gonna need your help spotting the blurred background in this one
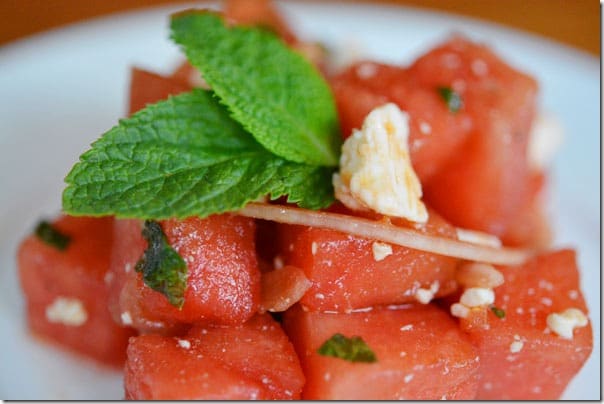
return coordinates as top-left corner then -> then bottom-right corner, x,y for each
0,0 -> 599,55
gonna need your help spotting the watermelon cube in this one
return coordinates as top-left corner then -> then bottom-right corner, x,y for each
277,205 -> 459,312
128,67 -> 192,115
330,61 -> 472,183
107,216 -> 261,333
411,37 -> 538,239
17,215 -> 134,366
455,249 -> 593,399
125,313 -> 305,399
283,303 -> 480,399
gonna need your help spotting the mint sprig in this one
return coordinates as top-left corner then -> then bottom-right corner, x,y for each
63,90 -> 334,219
171,11 -> 341,167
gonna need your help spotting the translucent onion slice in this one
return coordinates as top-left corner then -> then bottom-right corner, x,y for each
238,203 -> 534,266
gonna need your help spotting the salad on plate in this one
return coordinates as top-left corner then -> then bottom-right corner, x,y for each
14,0 -> 593,400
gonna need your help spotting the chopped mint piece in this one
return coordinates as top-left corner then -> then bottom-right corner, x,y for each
35,221 -> 71,251
318,333 -> 377,363
135,220 -> 188,308
490,305 -> 506,319
437,86 -> 463,113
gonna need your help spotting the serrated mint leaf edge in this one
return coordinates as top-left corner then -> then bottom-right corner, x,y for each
170,11 -> 341,167
62,90 -> 334,220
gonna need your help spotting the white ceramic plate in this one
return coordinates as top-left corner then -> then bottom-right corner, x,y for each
0,1 -> 599,399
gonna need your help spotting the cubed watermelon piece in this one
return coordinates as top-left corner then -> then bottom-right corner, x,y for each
330,60 -> 472,183
128,67 -> 192,115
277,204 -> 459,312
283,303 -> 480,399
107,215 -> 261,333
17,216 -> 134,366
456,250 -> 592,399
125,313 -> 305,399
500,172 -> 552,248
224,0 -> 298,45
411,37 -> 538,238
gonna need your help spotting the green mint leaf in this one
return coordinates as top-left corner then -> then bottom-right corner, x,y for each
490,305 -> 506,319
170,11 -> 341,167
317,333 -> 377,363
35,220 -> 71,251
62,90 -> 334,219
437,86 -> 463,113
135,220 -> 188,308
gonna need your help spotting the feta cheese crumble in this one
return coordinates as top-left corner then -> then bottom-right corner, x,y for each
333,103 -> 428,222
528,112 -> 564,171
460,288 -> 495,307
45,296 -> 88,326
546,308 -> 588,339
372,241 -> 393,261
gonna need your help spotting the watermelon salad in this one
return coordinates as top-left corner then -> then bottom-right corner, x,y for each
16,0 -> 593,400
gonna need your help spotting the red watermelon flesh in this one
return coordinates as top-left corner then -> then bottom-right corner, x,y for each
277,204 -> 459,312
128,67 -> 192,115
282,303 -> 480,399
412,36 -> 538,238
107,215 -> 261,333
17,215 -> 134,366
455,249 -> 592,399
125,313 -> 305,399
330,61 -> 472,183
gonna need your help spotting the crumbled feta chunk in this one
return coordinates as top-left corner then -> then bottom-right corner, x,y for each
460,288 -> 495,307
45,297 -> 88,326
356,62 -> 378,79
414,281 -> 439,304
333,103 -> 428,222
372,241 -> 393,261
273,255 -> 284,270
546,308 -> 588,339
415,288 -> 434,304
121,311 -> 133,325
450,303 -> 470,319
528,112 -> 564,170
509,340 -> 524,353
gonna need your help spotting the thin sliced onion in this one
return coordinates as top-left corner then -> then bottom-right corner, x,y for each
237,203 -> 534,266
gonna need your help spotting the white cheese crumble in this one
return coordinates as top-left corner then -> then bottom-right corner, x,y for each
546,308 -> 588,339
45,297 -> 88,326
273,255 -> 284,270
528,112 -> 564,171
509,340 -> 524,353
356,62 -> 378,79
121,311 -> 133,325
414,281 -> 440,304
450,303 -> 470,319
460,288 -> 495,307
419,121 -> 432,135
333,103 -> 428,222
177,339 -> 191,349
372,241 -> 393,261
